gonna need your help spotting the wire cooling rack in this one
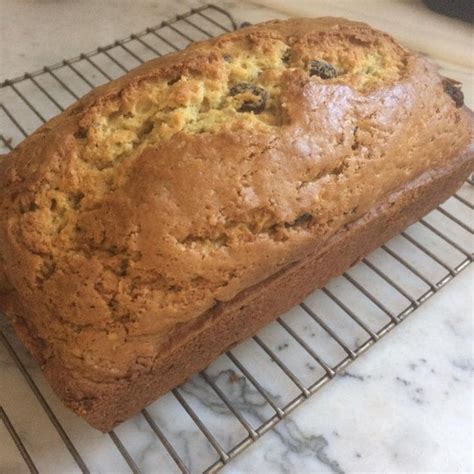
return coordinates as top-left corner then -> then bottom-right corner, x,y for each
0,4 -> 473,473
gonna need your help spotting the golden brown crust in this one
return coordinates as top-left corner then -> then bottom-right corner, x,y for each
43,146 -> 474,431
0,18 -> 472,430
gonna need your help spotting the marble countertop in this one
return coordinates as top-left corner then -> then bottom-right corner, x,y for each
223,268 -> 474,473
0,1 -> 472,473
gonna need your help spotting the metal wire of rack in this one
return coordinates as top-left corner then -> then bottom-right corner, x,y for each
0,4 -> 473,473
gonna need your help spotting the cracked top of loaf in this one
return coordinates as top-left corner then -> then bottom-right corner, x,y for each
0,18 -> 470,385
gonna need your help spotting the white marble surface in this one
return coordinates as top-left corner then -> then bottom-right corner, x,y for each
223,268 -> 474,474
0,1 -> 473,473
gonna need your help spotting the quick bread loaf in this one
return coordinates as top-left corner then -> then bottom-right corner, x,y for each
0,18 -> 472,431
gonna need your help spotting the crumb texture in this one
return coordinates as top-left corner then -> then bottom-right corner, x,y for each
0,18 -> 471,398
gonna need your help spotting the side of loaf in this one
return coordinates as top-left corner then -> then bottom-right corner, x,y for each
0,18 -> 472,431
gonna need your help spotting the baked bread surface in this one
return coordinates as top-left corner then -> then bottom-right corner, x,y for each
0,18 -> 471,428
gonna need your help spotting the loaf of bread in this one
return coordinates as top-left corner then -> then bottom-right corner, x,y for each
0,18 -> 472,431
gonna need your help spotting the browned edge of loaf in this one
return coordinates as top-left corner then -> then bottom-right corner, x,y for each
38,145 -> 473,432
